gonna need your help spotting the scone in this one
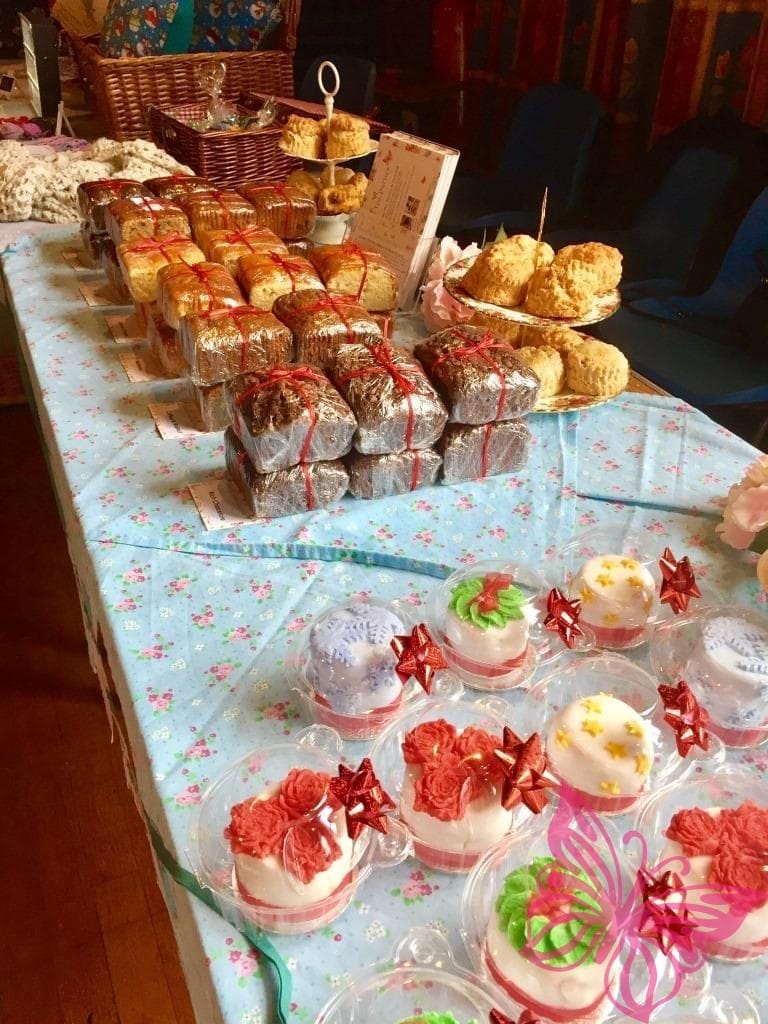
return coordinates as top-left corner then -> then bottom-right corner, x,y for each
286,169 -> 322,200
554,242 -> 622,293
462,236 -> 555,308
325,113 -> 370,159
565,340 -> 629,396
520,324 -> 584,354
321,166 -> 355,188
469,311 -> 521,346
317,174 -> 367,215
281,114 -> 324,159
524,261 -> 599,318
514,345 -> 564,397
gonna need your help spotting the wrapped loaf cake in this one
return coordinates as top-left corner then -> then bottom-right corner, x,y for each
237,251 -> 323,309
226,427 -> 349,518
238,182 -> 316,240
156,261 -> 243,330
415,326 -> 541,424
227,365 -> 356,473
116,234 -> 206,304
310,243 -> 398,312
100,243 -> 131,304
104,196 -> 190,245
190,380 -> 231,432
439,420 -> 532,483
145,175 -> 216,201
346,448 -> 442,499
147,311 -> 186,378
330,339 -> 448,454
272,289 -> 380,369
77,179 -> 151,232
287,238 -> 314,258
180,189 -> 257,237
179,306 -> 292,384
196,225 -> 287,276
80,221 -> 114,268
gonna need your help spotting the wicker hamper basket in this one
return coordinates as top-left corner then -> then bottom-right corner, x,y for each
69,0 -> 301,142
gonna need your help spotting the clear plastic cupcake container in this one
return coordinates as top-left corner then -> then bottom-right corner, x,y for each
528,654 -> 723,816
368,694 -> 546,874
636,985 -> 758,1024
650,604 -> 768,749
554,526 -> 661,651
188,725 -> 411,935
634,765 -> 768,963
291,598 -> 463,741
315,926 -> 499,1024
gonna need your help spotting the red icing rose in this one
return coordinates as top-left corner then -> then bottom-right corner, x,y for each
402,718 -> 457,765
283,819 -> 343,884
666,807 -> 725,856
225,796 -> 291,858
723,800 -> 768,855
454,726 -> 504,790
279,768 -> 331,818
413,752 -> 473,822
709,845 -> 768,911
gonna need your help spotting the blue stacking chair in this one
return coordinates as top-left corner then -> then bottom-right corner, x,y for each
590,187 -> 768,407
439,84 -> 602,236
298,55 -> 377,116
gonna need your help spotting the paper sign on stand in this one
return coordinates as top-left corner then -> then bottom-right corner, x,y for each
80,281 -> 131,309
106,313 -> 144,345
148,402 -> 206,440
119,350 -> 163,383
189,478 -> 253,531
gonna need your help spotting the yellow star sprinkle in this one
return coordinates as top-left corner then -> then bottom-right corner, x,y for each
624,720 -> 644,738
605,742 -> 628,759
595,572 -> 614,588
601,558 -> 618,570
643,597 -> 654,613
603,612 -> 620,625
635,754 -> 651,776
580,586 -> 594,605
600,781 -> 622,795
621,558 -> 639,570
582,718 -> 604,737
556,729 -> 570,749
581,697 -> 603,713
628,575 -> 647,589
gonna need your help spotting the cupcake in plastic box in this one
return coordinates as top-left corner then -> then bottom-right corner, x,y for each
368,695 -> 548,873
189,726 -> 410,935
635,765 -> 768,962
315,926 -> 499,1024
651,605 -> 768,749
642,985 -> 758,1024
529,654 -> 722,816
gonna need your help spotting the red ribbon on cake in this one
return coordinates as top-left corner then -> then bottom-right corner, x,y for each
267,252 -> 309,289
287,293 -> 359,347
328,758 -> 395,840
134,195 -> 165,229
336,340 -> 418,448
245,183 -> 296,238
390,622 -> 447,694
340,242 -> 370,301
438,328 -> 512,420
657,679 -> 710,757
637,866 -> 694,955
543,586 -> 584,649
124,232 -> 191,262
658,546 -> 701,615
220,225 -> 276,254
493,729 -> 552,812
490,1010 -> 540,1024
197,305 -> 271,372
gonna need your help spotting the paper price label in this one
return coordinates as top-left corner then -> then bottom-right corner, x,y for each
189,479 -> 252,531
148,402 -> 205,439
80,281 -> 132,308
119,351 -> 163,383
105,313 -> 143,345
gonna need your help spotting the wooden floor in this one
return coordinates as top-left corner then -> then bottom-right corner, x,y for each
0,404 -> 195,1024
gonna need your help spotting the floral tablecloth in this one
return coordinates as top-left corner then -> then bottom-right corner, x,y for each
4,227 -> 768,1024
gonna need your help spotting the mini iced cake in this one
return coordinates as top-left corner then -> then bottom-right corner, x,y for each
572,554 -> 655,648
225,767 -> 354,931
546,694 -> 654,812
308,602 -> 406,720
400,718 -> 514,871
485,856 -> 613,1021
445,573 -> 532,682
685,615 -> 768,747
662,801 -> 768,960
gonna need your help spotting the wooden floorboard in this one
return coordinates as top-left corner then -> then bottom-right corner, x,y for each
0,405 -> 195,1024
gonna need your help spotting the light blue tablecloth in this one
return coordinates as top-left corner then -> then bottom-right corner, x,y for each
6,227 -> 768,1024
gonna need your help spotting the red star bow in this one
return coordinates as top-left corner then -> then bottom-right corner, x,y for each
493,728 -> 553,813
390,623 -> 447,695
490,1010 -> 540,1024
657,679 -> 710,757
543,587 -> 584,649
658,547 -> 701,615
328,758 -> 395,840
637,866 -> 695,955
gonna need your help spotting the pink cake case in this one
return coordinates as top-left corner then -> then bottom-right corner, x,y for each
650,604 -> 768,749
292,598 -> 464,742
368,695 -> 548,874
315,926 -> 500,1024
427,561 -> 590,693
189,726 -> 410,935
634,764 -> 768,963
528,654 -> 724,816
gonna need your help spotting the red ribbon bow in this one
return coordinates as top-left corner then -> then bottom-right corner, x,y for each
543,587 -> 584,649
125,232 -> 190,254
658,547 -> 701,615
339,243 -> 370,301
336,340 -> 419,452
197,305 -> 270,371
490,1009 -> 540,1024
390,623 -> 447,695
657,679 -> 710,757
328,758 -> 395,840
493,728 -> 552,813
637,866 -> 695,955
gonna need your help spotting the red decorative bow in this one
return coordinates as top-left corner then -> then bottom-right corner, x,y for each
657,680 -> 710,757
390,623 -> 447,695
493,728 -> 552,813
637,867 -> 695,955
490,1010 -> 540,1024
658,547 -> 701,615
328,758 -> 395,840
543,587 -> 584,649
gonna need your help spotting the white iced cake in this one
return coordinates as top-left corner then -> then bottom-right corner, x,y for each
445,572 -> 530,666
573,554 -> 654,636
686,616 -> 768,730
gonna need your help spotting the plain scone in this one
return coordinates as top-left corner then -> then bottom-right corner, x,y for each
514,345 -> 565,397
462,235 -> 555,307
565,340 -> 629,396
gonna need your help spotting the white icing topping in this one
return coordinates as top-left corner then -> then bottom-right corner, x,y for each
572,554 -> 655,631
686,616 -> 768,728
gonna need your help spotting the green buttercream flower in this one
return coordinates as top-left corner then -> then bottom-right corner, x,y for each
449,575 -> 525,630
400,1014 -> 475,1024
495,856 -> 606,967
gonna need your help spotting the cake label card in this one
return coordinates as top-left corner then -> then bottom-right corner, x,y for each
148,402 -> 205,440
105,313 -> 144,345
119,351 -> 163,383
63,249 -> 93,272
80,281 -> 131,309
189,479 -> 252,531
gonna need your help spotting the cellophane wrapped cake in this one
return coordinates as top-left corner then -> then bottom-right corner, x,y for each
272,289 -> 380,369
145,175 -> 216,201
415,326 -> 540,424
237,251 -> 324,310
77,179 -> 151,232
310,243 -> 398,312
180,189 -> 257,237
117,234 -> 206,304
196,225 -> 287,276
286,238 -> 314,258
346,448 -> 442,499
227,365 -> 356,473
147,311 -> 186,378
104,196 -> 191,245
190,380 -> 231,432
80,221 -> 114,268
238,182 -> 316,240
225,427 -> 349,518
439,420 -> 532,483
156,262 -> 243,330
100,242 -> 131,303
179,306 -> 293,384
330,340 -> 448,454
